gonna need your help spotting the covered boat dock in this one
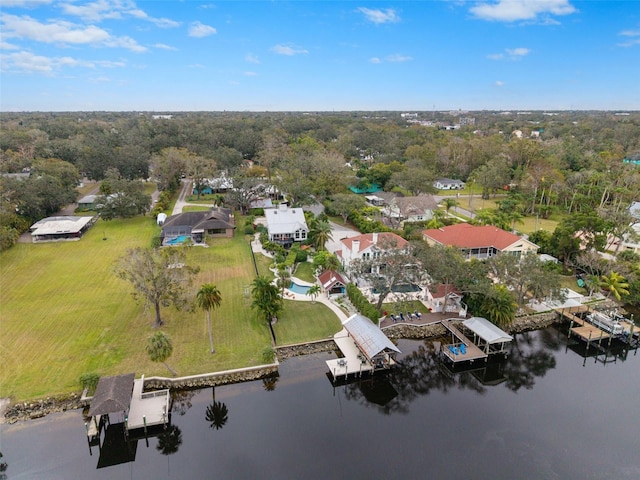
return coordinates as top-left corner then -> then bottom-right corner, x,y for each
327,314 -> 401,380
442,317 -> 513,364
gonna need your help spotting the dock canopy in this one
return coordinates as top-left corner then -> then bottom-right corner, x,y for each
462,317 -> 513,344
343,313 -> 400,362
88,373 -> 135,417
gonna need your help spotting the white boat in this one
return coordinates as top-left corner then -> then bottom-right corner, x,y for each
586,311 -> 624,335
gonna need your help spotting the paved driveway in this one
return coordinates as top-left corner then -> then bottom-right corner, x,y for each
326,220 -> 360,254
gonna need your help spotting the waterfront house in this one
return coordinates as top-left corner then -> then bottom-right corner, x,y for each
318,269 -> 347,298
337,232 -> 408,271
422,223 -> 538,259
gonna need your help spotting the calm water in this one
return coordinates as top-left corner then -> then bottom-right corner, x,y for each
2,327 -> 639,480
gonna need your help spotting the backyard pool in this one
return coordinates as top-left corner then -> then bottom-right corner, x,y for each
289,281 -> 312,294
166,235 -> 190,245
372,283 -> 422,294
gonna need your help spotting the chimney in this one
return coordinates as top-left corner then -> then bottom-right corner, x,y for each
372,232 -> 378,244
278,203 -> 287,211
352,239 -> 360,253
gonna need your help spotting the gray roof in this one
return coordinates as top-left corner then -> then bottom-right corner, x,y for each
88,373 -> 135,416
462,317 -> 513,344
78,194 -> 98,204
161,207 -> 234,235
343,313 -> 401,360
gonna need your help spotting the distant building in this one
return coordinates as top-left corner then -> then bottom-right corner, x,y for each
337,232 -> 408,272
433,178 -> 465,190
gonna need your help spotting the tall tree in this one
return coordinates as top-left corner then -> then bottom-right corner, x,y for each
251,276 -> 283,343
478,284 -> 518,328
146,331 -> 176,376
196,283 -> 222,353
306,284 -> 321,303
329,193 -> 366,223
115,247 -> 198,327
308,219 -> 333,251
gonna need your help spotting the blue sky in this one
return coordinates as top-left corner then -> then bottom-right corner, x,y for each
1,1 -> 639,111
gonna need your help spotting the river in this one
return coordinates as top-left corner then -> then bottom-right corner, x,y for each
1,327 -> 639,479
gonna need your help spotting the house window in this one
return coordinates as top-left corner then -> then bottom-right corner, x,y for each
362,252 -> 370,260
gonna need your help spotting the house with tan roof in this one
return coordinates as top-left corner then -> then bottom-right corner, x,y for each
338,232 -> 408,271
422,223 -> 538,260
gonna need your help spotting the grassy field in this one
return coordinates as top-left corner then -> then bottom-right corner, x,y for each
0,216 -> 340,402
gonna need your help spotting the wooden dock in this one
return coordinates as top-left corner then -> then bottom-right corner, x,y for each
441,320 -> 487,363
555,307 -> 640,349
126,377 -> 170,431
326,332 -> 375,379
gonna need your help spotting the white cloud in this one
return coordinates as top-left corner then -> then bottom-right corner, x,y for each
618,28 -> 640,47
386,53 -> 412,62
470,0 -> 576,23
495,80 -> 505,87
154,43 -> 177,51
369,54 -> 412,63
488,47 -> 531,60
1,40 -> 21,50
188,63 -> 206,68
245,53 -> 260,64
357,7 -> 400,24
0,49 -> 125,74
1,13 -> 146,51
59,0 -> 180,27
189,21 -> 217,38
270,44 -> 308,56
244,71 -> 257,76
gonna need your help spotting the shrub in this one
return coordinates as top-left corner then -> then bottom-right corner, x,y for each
79,373 -> 100,394
346,283 -> 380,320
244,224 -> 256,235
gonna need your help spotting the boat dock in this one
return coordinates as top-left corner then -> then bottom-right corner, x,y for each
126,376 -> 170,432
556,307 -> 638,350
326,331 -> 375,379
441,320 -> 488,363
440,317 -> 513,365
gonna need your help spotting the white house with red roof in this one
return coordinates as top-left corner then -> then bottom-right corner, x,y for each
422,223 -> 538,260
338,232 -> 408,270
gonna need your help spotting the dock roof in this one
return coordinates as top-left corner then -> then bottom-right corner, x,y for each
463,317 -> 513,344
88,373 -> 135,416
343,313 -> 400,361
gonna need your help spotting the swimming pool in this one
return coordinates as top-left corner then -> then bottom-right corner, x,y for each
289,281 -> 312,294
372,283 -> 422,294
166,235 -> 190,245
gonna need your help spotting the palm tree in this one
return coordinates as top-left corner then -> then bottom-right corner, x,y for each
306,284 -> 321,303
599,271 -> 630,301
205,401 -> 229,430
309,220 -> 333,251
481,284 -> 518,329
443,198 -> 458,217
251,276 -> 283,343
196,283 -> 222,353
146,331 -> 176,376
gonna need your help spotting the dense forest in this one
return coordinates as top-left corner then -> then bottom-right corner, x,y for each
1,110 -> 639,306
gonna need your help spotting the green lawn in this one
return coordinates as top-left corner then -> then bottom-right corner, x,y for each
0,215 -> 341,402
293,261 -> 315,283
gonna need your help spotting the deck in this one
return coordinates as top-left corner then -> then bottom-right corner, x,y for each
557,307 -> 637,346
326,330 -> 375,379
126,377 -> 170,431
441,320 -> 487,363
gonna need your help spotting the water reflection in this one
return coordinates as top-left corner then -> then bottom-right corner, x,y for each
205,401 -> 228,430
156,425 -> 182,456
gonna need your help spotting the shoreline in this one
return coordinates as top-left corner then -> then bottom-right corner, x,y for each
1,310 -> 564,424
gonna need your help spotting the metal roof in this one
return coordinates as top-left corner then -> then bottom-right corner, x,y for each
30,216 -> 94,235
88,373 -> 135,416
343,314 -> 400,360
462,317 -> 513,344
